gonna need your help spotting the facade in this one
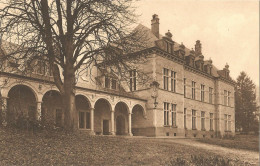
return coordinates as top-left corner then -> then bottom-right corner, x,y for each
0,14 -> 235,138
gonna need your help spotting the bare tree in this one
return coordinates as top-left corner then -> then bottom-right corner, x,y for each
0,0 -> 148,130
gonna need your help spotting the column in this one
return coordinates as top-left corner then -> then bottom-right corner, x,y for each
36,102 -> 42,121
90,108 -> 95,135
1,97 -> 7,126
128,113 -> 133,136
110,110 -> 115,135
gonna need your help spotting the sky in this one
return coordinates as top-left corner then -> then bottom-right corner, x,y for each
134,0 -> 259,85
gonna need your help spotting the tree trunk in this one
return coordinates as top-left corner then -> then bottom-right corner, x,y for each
62,64 -> 77,131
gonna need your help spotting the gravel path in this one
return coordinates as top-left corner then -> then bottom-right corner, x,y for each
151,138 -> 259,165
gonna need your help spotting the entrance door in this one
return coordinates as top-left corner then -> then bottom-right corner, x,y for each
103,120 -> 109,135
116,115 -> 125,135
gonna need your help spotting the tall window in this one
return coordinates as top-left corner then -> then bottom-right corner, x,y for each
210,113 -> 214,131
184,78 -> 186,97
228,115 -> 231,131
130,70 -> 137,91
111,79 -> 117,90
171,104 -> 177,127
192,110 -> 196,130
79,111 -> 90,129
201,84 -> 205,102
224,90 -> 227,105
105,76 -> 110,88
227,91 -> 231,106
164,102 -> 170,126
171,71 -> 176,92
209,87 -> 213,104
201,111 -> 205,130
224,114 -> 228,131
192,81 -> 196,99
56,109 -> 62,127
184,108 -> 187,129
163,68 -> 169,90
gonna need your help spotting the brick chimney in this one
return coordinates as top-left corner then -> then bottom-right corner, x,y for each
195,40 -> 202,56
151,14 -> 160,39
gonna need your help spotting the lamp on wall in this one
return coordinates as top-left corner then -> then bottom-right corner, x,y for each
150,81 -> 160,108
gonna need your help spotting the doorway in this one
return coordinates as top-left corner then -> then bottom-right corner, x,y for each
103,120 -> 109,135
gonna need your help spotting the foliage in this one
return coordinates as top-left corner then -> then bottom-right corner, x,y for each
235,71 -> 258,132
196,134 -> 259,152
0,0 -> 148,130
0,128 -> 251,165
168,155 -> 240,166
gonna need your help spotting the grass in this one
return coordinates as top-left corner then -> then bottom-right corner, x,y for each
196,134 -> 259,152
0,128 -> 252,165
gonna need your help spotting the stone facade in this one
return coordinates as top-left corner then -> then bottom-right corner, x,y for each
0,14 -> 235,138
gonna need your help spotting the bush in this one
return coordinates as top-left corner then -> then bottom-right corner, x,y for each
168,155 -> 235,166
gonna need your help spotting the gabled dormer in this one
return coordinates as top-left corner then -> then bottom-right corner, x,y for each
174,43 -> 185,59
185,49 -> 195,67
204,58 -> 213,75
217,63 -> 230,79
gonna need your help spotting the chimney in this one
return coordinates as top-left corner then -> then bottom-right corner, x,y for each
195,40 -> 202,56
151,14 -> 160,39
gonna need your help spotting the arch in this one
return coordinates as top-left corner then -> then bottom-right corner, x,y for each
94,98 -> 112,135
41,90 -> 63,127
114,102 -> 129,135
7,85 -> 37,125
94,98 -> 112,111
4,83 -> 38,101
132,104 -> 146,118
75,94 -> 92,109
114,101 -> 130,114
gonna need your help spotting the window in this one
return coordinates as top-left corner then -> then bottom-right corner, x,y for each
111,79 -> 117,90
79,111 -> 90,129
209,87 -> 213,104
105,76 -> 110,88
56,109 -> 62,127
210,113 -> 214,131
130,70 -> 137,91
171,71 -> 176,92
224,114 -> 228,131
184,78 -> 186,97
171,104 -> 177,127
201,111 -> 205,130
228,115 -> 231,131
227,91 -> 231,106
192,110 -> 196,130
184,108 -> 187,129
201,84 -> 205,102
192,81 -> 196,99
163,68 -> 169,90
164,102 -> 170,126
224,90 -> 227,106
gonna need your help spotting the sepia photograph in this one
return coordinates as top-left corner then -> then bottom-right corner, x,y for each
0,0 -> 258,165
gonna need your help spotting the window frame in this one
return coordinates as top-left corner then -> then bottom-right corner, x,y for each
192,109 -> 196,130
201,84 -> 205,102
163,68 -> 169,90
192,81 -> 196,99
210,113 -> 214,131
164,102 -> 170,126
171,104 -> 177,127
130,69 -> 137,91
209,87 -> 213,104
201,111 -> 205,130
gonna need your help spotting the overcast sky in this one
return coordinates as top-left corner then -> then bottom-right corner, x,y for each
134,0 -> 259,85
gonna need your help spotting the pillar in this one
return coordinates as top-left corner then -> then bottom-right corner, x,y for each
36,102 -> 42,121
1,97 -> 7,126
90,108 -> 95,135
128,113 -> 133,136
110,110 -> 115,135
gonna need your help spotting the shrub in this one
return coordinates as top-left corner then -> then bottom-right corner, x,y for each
167,155 -> 235,166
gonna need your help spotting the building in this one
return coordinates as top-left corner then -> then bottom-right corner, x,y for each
0,14 -> 235,138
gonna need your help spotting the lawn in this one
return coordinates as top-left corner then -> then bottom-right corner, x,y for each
196,134 -> 259,152
0,128 -> 252,165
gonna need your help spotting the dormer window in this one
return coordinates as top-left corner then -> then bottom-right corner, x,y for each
104,76 -> 117,90
130,69 -> 137,91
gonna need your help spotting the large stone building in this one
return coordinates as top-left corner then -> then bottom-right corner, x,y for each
0,14 -> 235,137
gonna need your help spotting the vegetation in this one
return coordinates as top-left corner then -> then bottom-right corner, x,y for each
235,71 -> 259,133
0,128 -> 249,166
196,134 -> 259,152
0,0 -> 147,130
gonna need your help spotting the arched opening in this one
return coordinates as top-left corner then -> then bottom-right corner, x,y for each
115,102 -> 129,135
42,90 -> 62,127
116,115 -> 125,135
132,104 -> 145,136
76,95 -> 91,129
94,98 -> 111,135
7,85 -> 37,125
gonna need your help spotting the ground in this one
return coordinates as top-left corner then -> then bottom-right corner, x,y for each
0,128 -> 258,165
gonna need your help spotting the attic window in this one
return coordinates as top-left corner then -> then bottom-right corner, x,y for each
105,76 -> 117,90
